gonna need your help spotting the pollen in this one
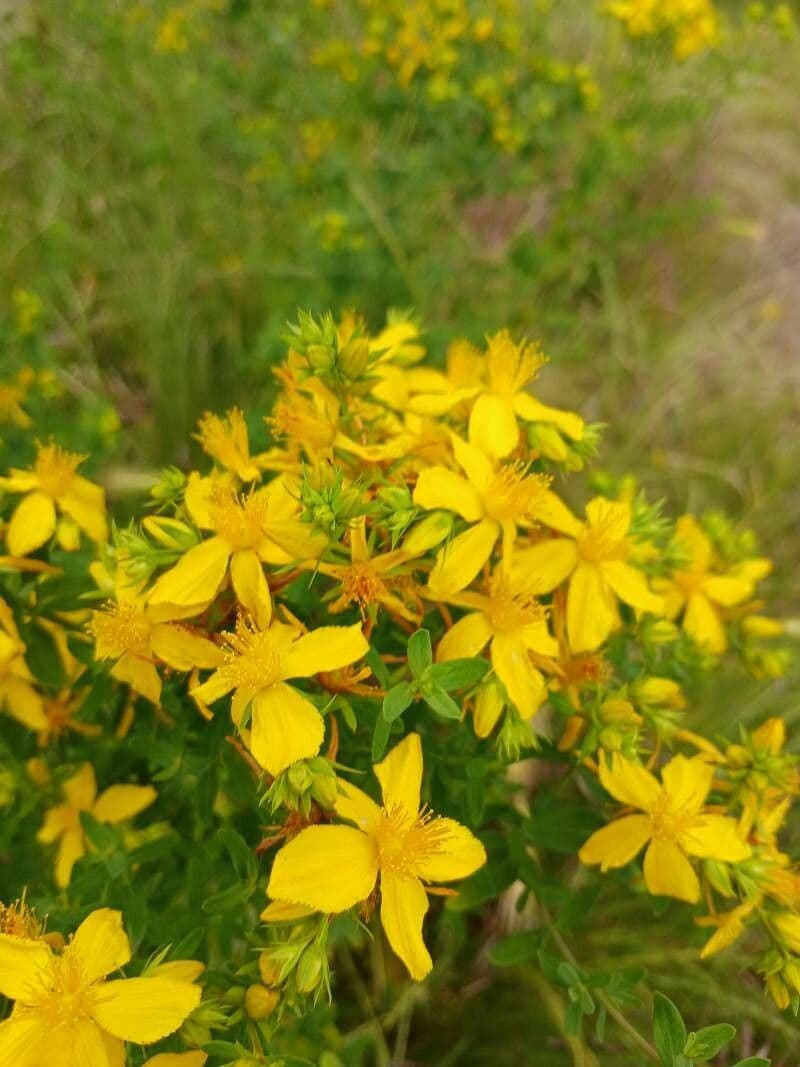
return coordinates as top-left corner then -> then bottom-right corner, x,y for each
34,443 -> 86,497
89,602 -> 152,659
485,576 -> 547,634
376,803 -> 452,876
218,618 -> 286,690
208,483 -> 269,549
648,793 -> 698,843
483,466 -> 551,523
576,503 -> 630,563
486,331 -> 547,395
195,408 -> 255,477
31,953 -> 96,1027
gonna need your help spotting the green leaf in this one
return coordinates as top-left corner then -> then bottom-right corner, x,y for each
429,657 -> 489,691
202,881 -> 255,913
653,993 -> 688,1067
732,1059 -> 770,1067
79,811 -> 120,851
684,1023 -> 736,1061
407,629 -> 432,677
372,715 -> 392,761
420,684 -> 462,720
488,930 -> 542,966
524,795 -> 601,854
365,646 -> 390,688
382,681 -> 416,722
217,826 -> 257,881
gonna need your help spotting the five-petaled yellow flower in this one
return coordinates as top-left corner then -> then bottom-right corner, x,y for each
579,752 -> 751,903
0,442 -> 107,557
413,433 -> 576,598
191,617 -> 369,776
267,733 -> 486,980
0,908 -> 200,1066
512,497 -> 663,653
654,515 -> 770,654
37,763 -> 156,887
0,597 -> 46,732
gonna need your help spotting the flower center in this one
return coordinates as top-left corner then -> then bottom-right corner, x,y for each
339,563 -> 385,612
31,954 -> 96,1028
375,803 -> 450,876
485,578 -> 546,635
576,506 -> 630,563
483,466 -> 551,523
195,408 -> 253,474
34,444 -> 85,498
219,620 -> 286,691
648,792 -> 698,842
486,332 -> 546,395
208,485 -> 269,550
0,900 -> 40,938
89,602 -> 152,659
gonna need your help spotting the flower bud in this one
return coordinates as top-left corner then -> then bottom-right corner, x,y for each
295,944 -> 326,994
258,950 -> 282,987
400,512 -> 453,557
26,757 -> 51,788
287,761 -> 313,793
338,336 -> 370,379
244,983 -> 279,1020
473,679 -> 505,738
142,516 -> 199,551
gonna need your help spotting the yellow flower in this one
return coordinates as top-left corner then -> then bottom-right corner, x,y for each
143,1054 -> 207,1067
191,617 -> 368,776
0,381 -> 31,428
655,516 -> 769,653
698,897 -> 759,959
266,734 -> 486,980
579,752 -> 751,903
89,595 -> 223,706
435,572 -> 558,723
413,433 -> 577,598
467,331 -> 584,460
0,908 -> 200,1064
147,474 -> 322,626
511,497 -> 663,653
0,598 -> 46,731
37,764 -> 156,887
194,407 -> 263,482
0,443 -> 107,556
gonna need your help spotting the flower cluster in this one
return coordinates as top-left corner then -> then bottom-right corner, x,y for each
606,0 -> 720,58
0,310 -> 795,1062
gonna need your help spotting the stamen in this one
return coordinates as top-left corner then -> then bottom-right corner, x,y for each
34,443 -> 85,497
89,602 -> 152,659
483,466 -> 551,523
376,803 -> 452,876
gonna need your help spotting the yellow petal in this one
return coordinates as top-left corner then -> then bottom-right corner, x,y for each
598,753 -> 660,812
468,394 -> 519,459
415,818 -> 486,882
375,732 -> 423,814
510,539 -> 578,596
112,655 -> 162,705
1,677 -> 47,729
680,815 -> 751,863
248,682 -> 325,776
6,491 -> 57,557
282,624 -> 369,679
683,593 -> 726,653
56,827 -> 87,888
92,977 -> 201,1043
260,899 -> 316,923
702,574 -> 753,607
150,624 -> 224,671
427,520 -> 499,599
0,1013 -> 53,1066
473,679 -> 505,738
148,537 -> 231,610
660,755 -> 713,813
585,498 -> 630,536
675,515 -> 712,572
601,560 -> 663,615
491,633 -> 546,720
267,825 -> 378,912
436,612 -> 492,661
532,490 -> 582,537
150,960 -> 204,983
578,815 -> 651,871
512,393 -> 584,440
58,476 -> 108,545
450,432 -> 494,491
92,784 -> 157,824
0,932 -> 53,1000
380,871 -> 432,981
567,562 -> 617,653
413,467 -> 484,523
519,619 -> 559,657
68,909 -> 131,983
643,839 -> 699,903
66,1018 -> 113,1067
335,779 -> 382,834
190,666 -> 235,707
64,763 -> 98,809
230,549 -> 272,629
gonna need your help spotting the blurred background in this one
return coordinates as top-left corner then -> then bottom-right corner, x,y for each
1,1 -> 799,1059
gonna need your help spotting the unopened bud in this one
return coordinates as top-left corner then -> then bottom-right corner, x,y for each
244,983 -> 279,1020
400,512 -> 453,557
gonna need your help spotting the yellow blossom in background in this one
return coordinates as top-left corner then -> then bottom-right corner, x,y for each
607,0 -> 719,58
267,733 -> 486,979
0,908 -> 200,1064
194,407 -> 264,482
655,515 -> 770,653
37,763 -> 156,887
579,752 -> 751,902
191,617 -> 368,775
0,597 -> 46,731
0,442 -> 107,556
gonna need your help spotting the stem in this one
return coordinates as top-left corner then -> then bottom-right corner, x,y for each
339,943 -> 392,1067
540,906 -> 660,1063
